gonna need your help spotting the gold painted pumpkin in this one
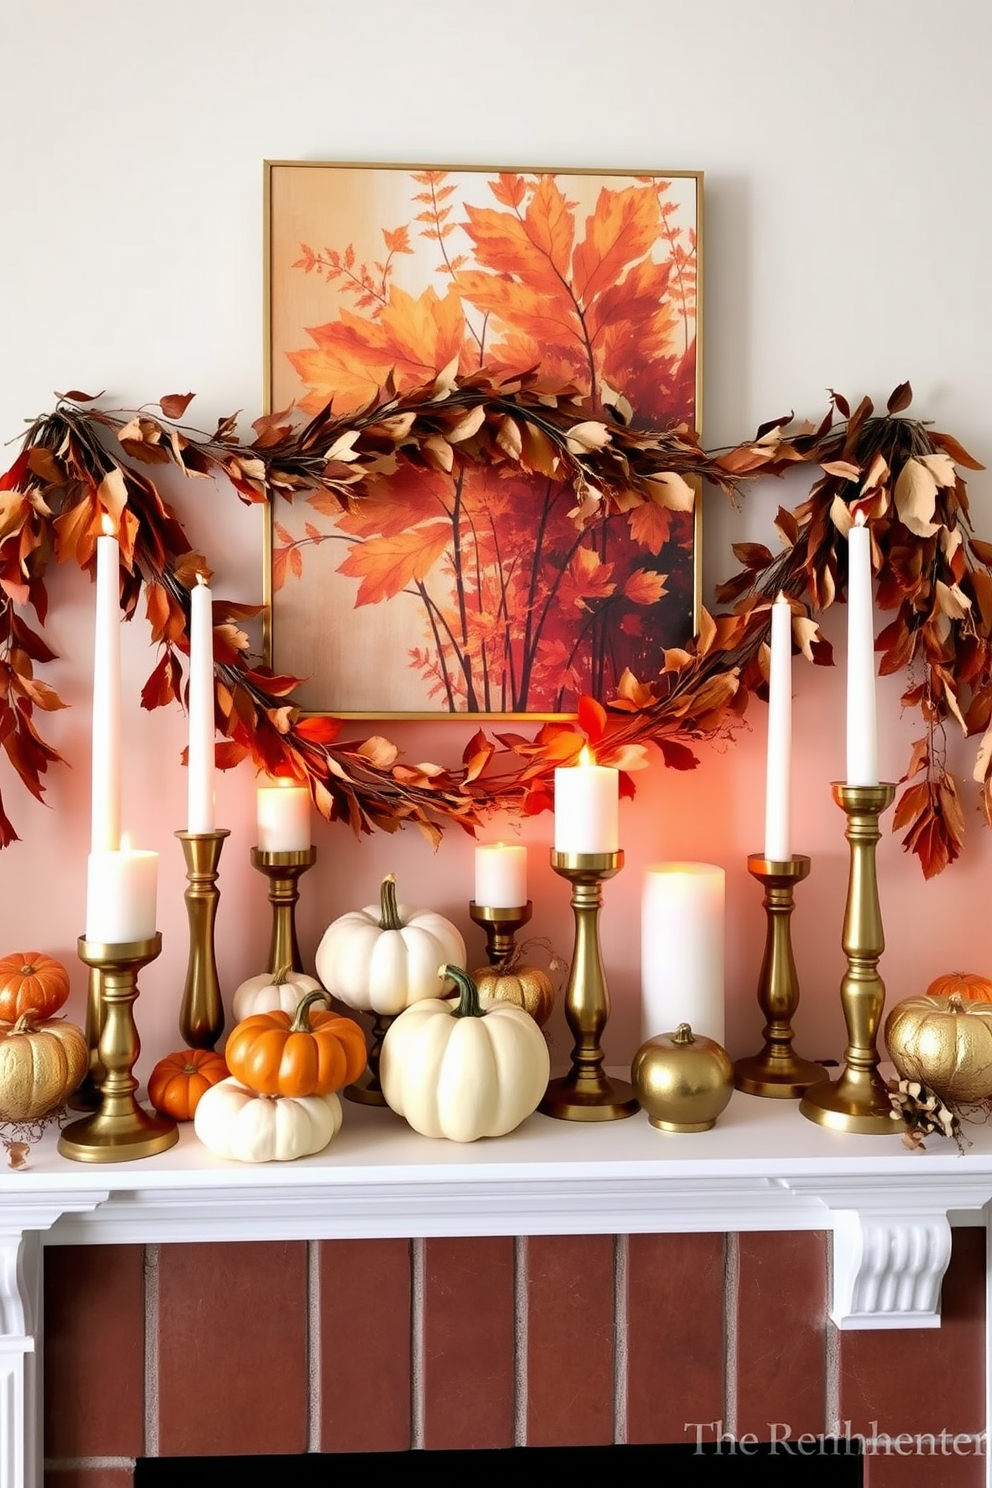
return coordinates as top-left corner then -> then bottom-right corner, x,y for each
925,971 -> 992,1003
469,961 -> 556,1028
884,992 -> 992,1105
0,1011 -> 88,1121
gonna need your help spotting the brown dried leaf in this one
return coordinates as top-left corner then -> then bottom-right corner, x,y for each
894,459 -> 940,538
886,381 -> 913,414
159,392 -> 195,420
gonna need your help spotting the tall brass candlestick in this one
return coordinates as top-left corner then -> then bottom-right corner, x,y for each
800,783 -> 896,1133
540,850 -> 638,1121
734,854 -> 827,1099
250,845 -> 317,974
69,967 -> 105,1111
59,934 -> 178,1163
469,901 -> 533,965
343,1013 -> 394,1107
176,829 -> 230,1049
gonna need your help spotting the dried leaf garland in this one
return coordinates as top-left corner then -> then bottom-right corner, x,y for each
0,376 -> 985,875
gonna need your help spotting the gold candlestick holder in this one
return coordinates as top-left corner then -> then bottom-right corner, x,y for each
250,845 -> 317,974
540,850 -> 639,1121
343,1012 -> 394,1106
59,934 -> 178,1163
176,829 -> 230,1049
801,782 -> 896,1134
734,854 -> 827,1099
69,966 -> 106,1110
469,901 -> 533,965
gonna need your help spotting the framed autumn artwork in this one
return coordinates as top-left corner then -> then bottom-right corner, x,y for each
264,161 -> 702,718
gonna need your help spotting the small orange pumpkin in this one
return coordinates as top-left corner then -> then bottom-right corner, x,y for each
148,1049 -> 230,1122
925,971 -> 992,1004
224,990 -> 367,1098
0,951 -> 71,1023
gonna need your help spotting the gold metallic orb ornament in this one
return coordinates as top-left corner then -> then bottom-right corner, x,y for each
632,1023 -> 734,1132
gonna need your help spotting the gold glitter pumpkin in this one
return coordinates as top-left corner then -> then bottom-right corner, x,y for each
469,963 -> 556,1027
884,993 -> 992,1106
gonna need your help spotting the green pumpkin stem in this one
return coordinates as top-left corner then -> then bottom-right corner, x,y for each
441,964 -> 485,1020
273,965 -> 293,984
379,873 -> 403,931
290,988 -> 330,1031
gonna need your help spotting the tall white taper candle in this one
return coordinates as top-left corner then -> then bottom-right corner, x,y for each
846,515 -> 879,786
91,526 -> 122,853
187,573 -> 216,833
764,593 -> 792,861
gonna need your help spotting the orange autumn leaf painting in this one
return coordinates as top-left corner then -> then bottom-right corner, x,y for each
266,163 -> 701,715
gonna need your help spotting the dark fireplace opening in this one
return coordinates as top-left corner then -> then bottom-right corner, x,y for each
135,1443 -> 864,1486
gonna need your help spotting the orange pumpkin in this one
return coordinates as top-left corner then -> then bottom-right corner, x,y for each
224,990 -> 367,1098
0,951 -> 71,1023
925,971 -> 992,1004
148,1048 -> 230,1122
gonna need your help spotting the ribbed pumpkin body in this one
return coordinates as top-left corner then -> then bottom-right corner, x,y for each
381,967 -> 550,1142
469,964 -> 556,1027
193,1078 -> 343,1162
884,993 -> 992,1105
0,952 -> 71,1023
315,875 -> 466,1015
148,1049 -> 230,1121
0,1013 -> 87,1120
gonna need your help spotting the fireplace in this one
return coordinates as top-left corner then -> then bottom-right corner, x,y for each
133,1444 -> 865,1486
41,1229 -> 984,1486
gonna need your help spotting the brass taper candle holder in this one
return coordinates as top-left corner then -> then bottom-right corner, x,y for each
250,845 -> 317,974
59,934 -> 178,1163
540,850 -> 638,1121
469,900 -> 533,965
800,782 -> 896,1134
343,1012 -> 394,1106
734,854 -> 827,1099
69,966 -> 105,1111
176,828 -> 230,1049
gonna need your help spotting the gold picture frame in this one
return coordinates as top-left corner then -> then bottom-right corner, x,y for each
264,160 -> 703,719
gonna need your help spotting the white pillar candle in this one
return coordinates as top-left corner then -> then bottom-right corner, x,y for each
474,842 -> 528,908
554,748 -> 619,854
85,844 -> 158,943
91,527 -> 122,853
641,862 -> 726,1046
257,780 -> 311,851
187,573 -> 216,833
846,515 -> 879,786
764,593 -> 792,861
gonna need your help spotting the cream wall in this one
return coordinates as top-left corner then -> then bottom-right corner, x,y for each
1,0 -> 991,1083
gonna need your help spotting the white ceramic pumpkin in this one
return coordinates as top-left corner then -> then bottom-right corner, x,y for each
380,964 -> 550,1142
231,966 -> 324,1021
315,874 -> 466,1016
193,1076 -> 343,1162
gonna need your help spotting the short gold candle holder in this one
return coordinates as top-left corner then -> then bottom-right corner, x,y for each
343,1012 -> 395,1106
800,783 -> 896,1134
734,854 -> 827,1099
469,900 -> 533,965
176,828 -> 230,1049
250,845 -> 317,974
59,934 -> 178,1163
540,849 -> 639,1122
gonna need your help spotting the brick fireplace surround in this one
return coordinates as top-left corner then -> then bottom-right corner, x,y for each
3,1094 -> 990,1488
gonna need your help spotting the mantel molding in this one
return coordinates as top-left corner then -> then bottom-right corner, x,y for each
2,1091 -> 991,1485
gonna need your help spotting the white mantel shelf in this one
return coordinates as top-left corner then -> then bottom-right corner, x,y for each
4,1089 -> 992,1486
